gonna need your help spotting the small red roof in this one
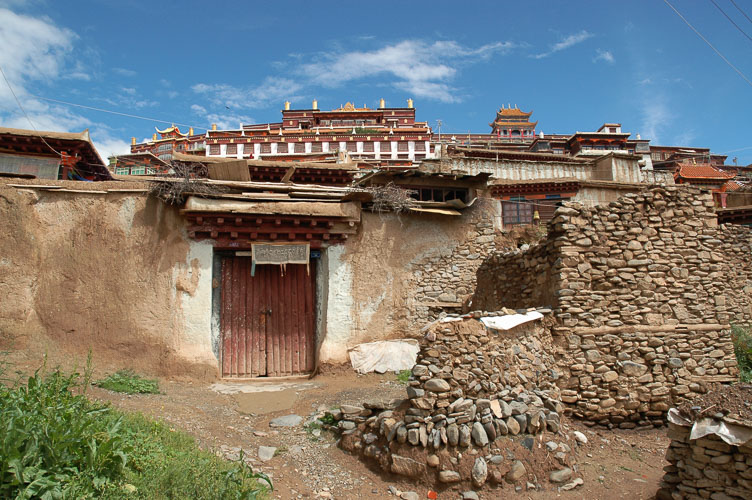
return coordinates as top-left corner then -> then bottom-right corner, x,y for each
724,180 -> 746,192
675,163 -> 735,180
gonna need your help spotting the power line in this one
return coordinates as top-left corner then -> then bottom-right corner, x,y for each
0,63 -> 62,157
730,0 -> 752,25
709,0 -> 752,44
28,94 -> 209,132
663,0 -> 752,88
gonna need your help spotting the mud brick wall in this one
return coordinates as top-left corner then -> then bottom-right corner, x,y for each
659,421 -> 752,499
470,186 -> 752,425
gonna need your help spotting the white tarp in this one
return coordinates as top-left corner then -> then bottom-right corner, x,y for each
480,311 -> 543,331
348,340 -> 420,374
667,408 -> 752,446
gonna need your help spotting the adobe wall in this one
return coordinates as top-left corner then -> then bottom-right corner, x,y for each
471,186 -> 752,426
319,198 -> 500,363
0,180 -> 217,379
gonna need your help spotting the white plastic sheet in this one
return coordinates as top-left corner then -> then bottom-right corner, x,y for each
348,339 -> 420,374
667,408 -> 752,446
480,311 -> 543,331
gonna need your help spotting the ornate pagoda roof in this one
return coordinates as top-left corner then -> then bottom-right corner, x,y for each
155,125 -> 188,137
494,107 -> 532,118
490,120 -> 538,128
330,102 -> 373,112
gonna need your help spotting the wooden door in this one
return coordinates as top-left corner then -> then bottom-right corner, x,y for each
220,256 -> 316,377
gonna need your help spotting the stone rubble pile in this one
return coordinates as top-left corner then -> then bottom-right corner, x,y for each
659,419 -> 752,499
329,314 -> 584,492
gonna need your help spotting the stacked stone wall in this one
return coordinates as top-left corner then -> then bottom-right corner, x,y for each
409,198 -> 499,325
470,186 -> 752,425
659,420 -> 752,499
331,315 -> 584,492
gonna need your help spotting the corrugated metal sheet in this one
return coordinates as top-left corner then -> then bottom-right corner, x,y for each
220,257 -> 315,377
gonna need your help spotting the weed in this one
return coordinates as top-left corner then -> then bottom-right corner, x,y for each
396,369 -> 411,384
273,446 -> 287,457
731,324 -> 752,382
0,370 -> 129,498
318,413 -> 336,426
95,370 -> 160,395
0,368 -> 271,499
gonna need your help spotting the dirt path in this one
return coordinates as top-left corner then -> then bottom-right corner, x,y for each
88,370 -> 670,500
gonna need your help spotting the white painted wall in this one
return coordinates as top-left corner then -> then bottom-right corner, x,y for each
319,245 -> 354,363
173,240 -> 217,366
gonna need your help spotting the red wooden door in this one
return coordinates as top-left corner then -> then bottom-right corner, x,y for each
220,256 -> 315,377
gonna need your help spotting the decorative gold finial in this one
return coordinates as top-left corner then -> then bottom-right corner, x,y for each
211,123 -> 217,131
379,98 -> 385,108
284,101 -> 291,110
312,99 -> 318,110
131,137 -> 136,145
407,98 -> 414,108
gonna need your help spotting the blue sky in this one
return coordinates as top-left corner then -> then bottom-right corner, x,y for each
1,0 -> 751,164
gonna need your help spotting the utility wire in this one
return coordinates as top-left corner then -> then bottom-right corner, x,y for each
28,94 -> 209,132
709,0 -> 752,44
663,0 -> 752,88
0,64 -> 62,157
730,0 -> 752,25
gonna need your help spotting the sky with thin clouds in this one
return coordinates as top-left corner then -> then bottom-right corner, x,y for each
0,0 -> 751,164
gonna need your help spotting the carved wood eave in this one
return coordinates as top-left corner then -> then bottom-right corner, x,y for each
184,211 -> 357,249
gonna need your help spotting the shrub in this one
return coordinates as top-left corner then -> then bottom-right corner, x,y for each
731,324 -> 752,382
95,370 -> 160,395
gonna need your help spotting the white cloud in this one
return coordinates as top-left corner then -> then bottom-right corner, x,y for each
0,8 -> 75,105
113,67 -> 136,77
593,49 -> 615,64
189,102 -> 253,129
299,40 -> 513,103
93,135 -> 131,159
205,112 -> 255,130
639,98 -> 670,143
533,30 -> 593,59
192,77 -> 303,109
121,87 -> 136,95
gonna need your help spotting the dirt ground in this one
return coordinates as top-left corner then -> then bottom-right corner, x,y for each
78,368 -> 670,500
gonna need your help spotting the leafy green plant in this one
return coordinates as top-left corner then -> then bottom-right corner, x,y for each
0,368 -> 271,499
396,369 -> 411,384
95,370 -> 160,395
731,324 -> 752,382
318,413 -> 336,426
0,370 -> 129,499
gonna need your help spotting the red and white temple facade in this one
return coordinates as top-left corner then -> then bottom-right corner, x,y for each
131,99 -> 437,166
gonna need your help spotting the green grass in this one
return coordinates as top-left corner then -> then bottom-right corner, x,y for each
94,370 -> 160,395
396,369 -> 411,384
0,367 -> 271,499
731,324 -> 752,382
